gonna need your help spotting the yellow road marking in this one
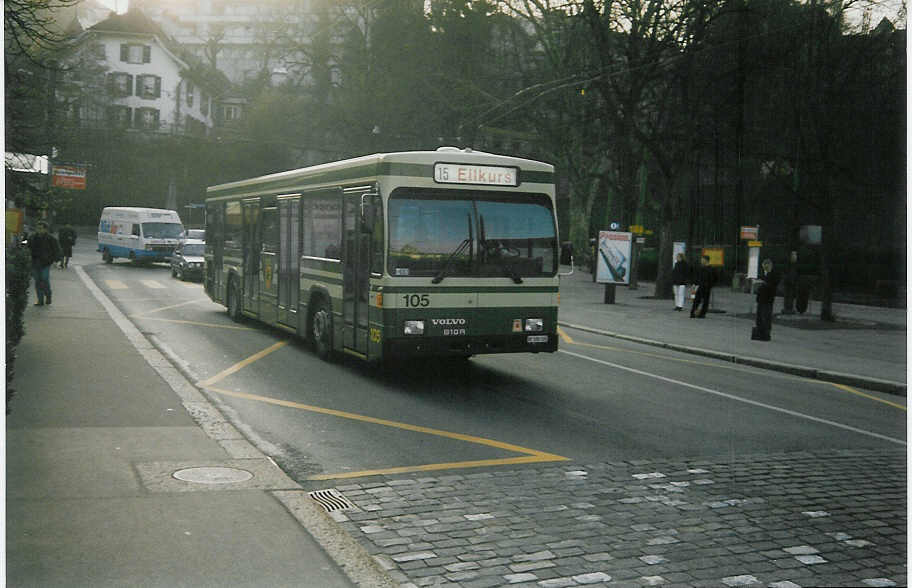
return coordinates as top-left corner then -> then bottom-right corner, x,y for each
203,385 -> 569,480
557,327 -> 906,411
141,280 -> 166,289
106,279 -> 127,290
307,455 -> 564,481
829,383 -> 907,411
133,298 -> 210,317
198,340 -> 289,387
132,316 -> 256,331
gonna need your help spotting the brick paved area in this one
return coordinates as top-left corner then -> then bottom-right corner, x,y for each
323,449 -> 906,587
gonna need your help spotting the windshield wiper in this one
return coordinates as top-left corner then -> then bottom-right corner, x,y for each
484,243 -> 523,284
432,213 -> 474,284
478,214 -> 522,283
431,239 -> 472,283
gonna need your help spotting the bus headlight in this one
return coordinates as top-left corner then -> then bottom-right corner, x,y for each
524,318 -> 544,332
404,320 -> 425,335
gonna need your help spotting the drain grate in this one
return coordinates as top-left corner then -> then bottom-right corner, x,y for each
309,488 -> 358,513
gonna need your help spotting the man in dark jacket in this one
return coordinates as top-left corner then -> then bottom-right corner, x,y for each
752,258 -> 781,341
671,253 -> 690,311
690,255 -> 714,318
57,224 -> 77,268
28,221 -> 60,306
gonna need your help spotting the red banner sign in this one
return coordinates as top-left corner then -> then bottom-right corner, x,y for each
51,164 -> 87,190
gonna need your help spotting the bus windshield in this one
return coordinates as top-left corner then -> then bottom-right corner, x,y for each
388,188 -> 557,279
142,222 -> 184,239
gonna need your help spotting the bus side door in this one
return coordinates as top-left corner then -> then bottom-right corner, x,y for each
259,205 -> 279,325
277,196 -> 301,328
206,203 -> 224,300
242,200 -> 260,315
342,190 -> 371,356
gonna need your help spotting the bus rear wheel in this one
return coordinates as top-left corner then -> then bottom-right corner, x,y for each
226,277 -> 242,322
310,298 -> 332,360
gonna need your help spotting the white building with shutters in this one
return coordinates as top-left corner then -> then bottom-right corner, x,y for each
59,7 -> 221,136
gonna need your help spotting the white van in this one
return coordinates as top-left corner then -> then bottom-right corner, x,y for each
98,207 -> 184,263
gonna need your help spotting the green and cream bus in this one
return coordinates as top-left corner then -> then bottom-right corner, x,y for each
204,147 -> 562,362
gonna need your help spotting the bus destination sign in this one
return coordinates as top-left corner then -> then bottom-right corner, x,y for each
434,163 -> 519,187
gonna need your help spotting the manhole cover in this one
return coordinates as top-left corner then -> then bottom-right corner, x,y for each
173,466 -> 253,484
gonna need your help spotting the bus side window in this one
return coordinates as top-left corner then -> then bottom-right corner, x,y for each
303,190 -> 342,260
225,201 -> 243,249
132,224 -> 140,237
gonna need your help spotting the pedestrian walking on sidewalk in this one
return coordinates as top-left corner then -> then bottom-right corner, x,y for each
28,221 -> 61,306
752,258 -> 781,341
690,255 -> 714,318
672,253 -> 690,311
57,224 -> 77,268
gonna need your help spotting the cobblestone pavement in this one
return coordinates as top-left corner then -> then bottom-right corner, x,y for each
323,449 -> 906,587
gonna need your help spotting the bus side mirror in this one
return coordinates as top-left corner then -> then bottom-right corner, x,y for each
360,193 -> 378,233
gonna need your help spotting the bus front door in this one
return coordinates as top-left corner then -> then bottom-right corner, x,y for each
242,200 -> 260,315
342,192 -> 371,356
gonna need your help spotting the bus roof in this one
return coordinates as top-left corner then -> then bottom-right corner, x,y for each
206,148 -> 554,201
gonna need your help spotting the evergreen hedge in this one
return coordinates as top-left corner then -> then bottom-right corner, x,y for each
6,245 -> 31,412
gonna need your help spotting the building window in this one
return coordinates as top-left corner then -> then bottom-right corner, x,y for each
134,107 -> 160,130
107,105 -> 132,128
107,72 -> 133,96
223,104 -> 241,121
120,44 -> 151,64
186,81 -> 195,107
136,74 -> 161,99
90,43 -> 106,60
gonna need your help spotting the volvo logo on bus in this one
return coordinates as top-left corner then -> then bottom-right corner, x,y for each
431,318 -> 466,326
432,318 -> 467,336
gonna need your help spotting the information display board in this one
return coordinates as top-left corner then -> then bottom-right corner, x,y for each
596,231 -> 632,284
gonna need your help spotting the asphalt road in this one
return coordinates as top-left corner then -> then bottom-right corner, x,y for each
80,253 -> 906,489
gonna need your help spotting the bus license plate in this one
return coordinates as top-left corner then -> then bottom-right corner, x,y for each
527,335 -> 548,344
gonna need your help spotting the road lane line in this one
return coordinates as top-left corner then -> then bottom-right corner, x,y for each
558,349 -> 906,446
132,316 -> 256,331
306,455 -> 563,480
828,382 -> 907,411
558,327 -> 906,412
202,385 -> 569,479
106,279 -> 127,289
132,298 -> 211,317
141,279 -> 166,289
197,341 -> 289,387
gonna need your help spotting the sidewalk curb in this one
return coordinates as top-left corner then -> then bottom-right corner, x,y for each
558,321 -> 907,397
74,265 -> 396,588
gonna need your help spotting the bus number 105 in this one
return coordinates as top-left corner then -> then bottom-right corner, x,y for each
402,294 -> 430,307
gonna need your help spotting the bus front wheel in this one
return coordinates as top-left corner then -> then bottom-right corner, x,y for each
227,277 -> 242,322
102,249 -> 113,264
311,298 -> 332,360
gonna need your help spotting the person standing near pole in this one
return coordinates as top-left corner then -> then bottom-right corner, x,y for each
690,255 -> 714,318
752,258 -> 781,341
28,220 -> 61,306
57,223 -> 77,268
672,252 -> 690,311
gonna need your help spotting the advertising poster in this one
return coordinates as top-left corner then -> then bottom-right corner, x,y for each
51,163 -> 87,190
673,241 -> 686,265
596,231 -> 632,284
702,247 -> 725,267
